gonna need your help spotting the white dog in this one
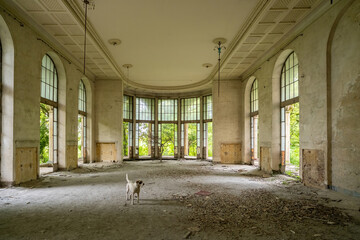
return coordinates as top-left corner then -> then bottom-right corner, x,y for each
126,174 -> 144,205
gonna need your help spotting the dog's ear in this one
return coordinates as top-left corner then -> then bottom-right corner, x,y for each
137,180 -> 143,185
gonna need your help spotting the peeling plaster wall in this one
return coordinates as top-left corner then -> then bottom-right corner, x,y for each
252,2 -> 342,174
95,80 -> 123,163
330,1 -> 360,196
213,79 -> 242,163
0,12 -> 95,184
239,0 -> 359,193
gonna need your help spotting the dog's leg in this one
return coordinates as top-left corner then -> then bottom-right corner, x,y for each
126,185 -> 129,200
131,193 -> 134,205
137,192 -> 140,203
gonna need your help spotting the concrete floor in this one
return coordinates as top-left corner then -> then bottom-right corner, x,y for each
0,160 -> 359,240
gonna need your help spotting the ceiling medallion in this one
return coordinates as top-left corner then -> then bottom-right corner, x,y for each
122,64 -> 133,68
108,39 -> 122,46
202,63 -> 213,68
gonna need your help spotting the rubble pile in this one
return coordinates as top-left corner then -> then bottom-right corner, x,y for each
179,189 -> 352,237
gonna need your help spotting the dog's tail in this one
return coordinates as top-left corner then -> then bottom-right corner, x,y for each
126,173 -> 129,183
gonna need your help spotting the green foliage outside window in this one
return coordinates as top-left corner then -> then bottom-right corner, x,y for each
161,124 -> 175,156
78,116 -> 82,158
123,122 -> 129,156
207,123 -> 213,157
139,123 -> 150,156
290,103 -> 299,166
40,103 -> 50,164
187,124 -> 197,157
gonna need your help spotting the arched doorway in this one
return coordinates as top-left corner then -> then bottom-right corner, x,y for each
39,54 -> 58,175
0,15 -> 15,184
280,52 -> 300,176
250,79 -> 259,167
78,80 -> 87,164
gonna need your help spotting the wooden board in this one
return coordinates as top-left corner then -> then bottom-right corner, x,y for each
220,143 -> 242,164
66,145 -> 78,170
15,147 -> 37,183
260,147 -> 272,173
302,149 -> 325,188
96,143 -> 117,162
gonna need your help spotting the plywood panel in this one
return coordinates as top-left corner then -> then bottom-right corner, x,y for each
96,143 -> 116,162
220,143 -> 242,164
302,149 -> 325,188
15,147 -> 37,183
66,145 -> 78,170
260,147 -> 272,173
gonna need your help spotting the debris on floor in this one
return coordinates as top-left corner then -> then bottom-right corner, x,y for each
195,190 -> 212,196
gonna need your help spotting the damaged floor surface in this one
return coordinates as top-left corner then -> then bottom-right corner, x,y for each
0,160 -> 359,240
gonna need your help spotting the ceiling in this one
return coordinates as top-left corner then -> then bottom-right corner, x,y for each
6,0 -> 323,93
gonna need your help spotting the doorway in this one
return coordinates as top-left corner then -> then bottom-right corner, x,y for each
78,114 -> 86,164
138,122 -> 153,158
182,123 -> 198,158
203,122 -> 213,160
159,123 -> 177,159
40,103 -> 57,175
282,102 -> 300,175
123,122 -> 133,159
251,115 -> 259,167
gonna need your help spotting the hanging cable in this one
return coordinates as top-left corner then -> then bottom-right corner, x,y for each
83,0 -> 89,75
214,39 -> 226,97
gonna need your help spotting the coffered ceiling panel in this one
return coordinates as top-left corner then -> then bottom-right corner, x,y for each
222,0 -> 322,80
39,0 -> 65,12
5,0 -> 325,92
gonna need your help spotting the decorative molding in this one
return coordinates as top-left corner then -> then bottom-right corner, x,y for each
240,0 -> 333,81
0,2 -> 95,80
207,0 -> 271,82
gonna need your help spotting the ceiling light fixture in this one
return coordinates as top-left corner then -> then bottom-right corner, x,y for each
82,0 -> 95,75
108,39 -> 121,46
213,38 -> 227,97
202,63 -> 213,68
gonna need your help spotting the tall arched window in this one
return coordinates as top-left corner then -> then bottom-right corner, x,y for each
40,54 -> 58,171
78,80 -> 87,163
250,79 -> 259,166
280,52 -> 299,174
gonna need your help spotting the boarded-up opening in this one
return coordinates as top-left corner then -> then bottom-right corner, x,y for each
66,144 -> 78,170
15,147 -> 37,183
96,143 -> 116,162
260,147 -> 272,173
302,149 -> 325,188
220,143 -> 241,164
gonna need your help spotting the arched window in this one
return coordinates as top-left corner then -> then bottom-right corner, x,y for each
281,52 -> 299,103
41,55 -> 58,103
250,79 -> 258,114
78,80 -> 86,114
40,55 -> 58,169
280,52 -> 299,174
78,80 -> 87,163
250,79 -> 259,166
